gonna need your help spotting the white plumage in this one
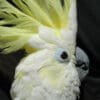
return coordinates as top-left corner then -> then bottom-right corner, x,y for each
0,0 -> 80,100
11,49 -> 80,100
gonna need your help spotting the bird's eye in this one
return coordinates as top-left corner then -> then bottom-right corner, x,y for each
55,48 -> 70,63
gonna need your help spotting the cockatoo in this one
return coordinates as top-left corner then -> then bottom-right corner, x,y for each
0,0 -> 80,100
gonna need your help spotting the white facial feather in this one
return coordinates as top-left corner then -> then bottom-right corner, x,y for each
11,49 -> 80,100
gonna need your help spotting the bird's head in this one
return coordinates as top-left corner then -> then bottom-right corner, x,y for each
0,0 -> 79,88
23,0 -> 79,89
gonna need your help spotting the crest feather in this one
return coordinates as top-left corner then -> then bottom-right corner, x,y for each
0,0 -> 72,53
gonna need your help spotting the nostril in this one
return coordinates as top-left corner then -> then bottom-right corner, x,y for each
81,65 -> 88,71
76,61 -> 89,71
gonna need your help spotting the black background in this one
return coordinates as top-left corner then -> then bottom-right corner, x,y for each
0,0 -> 100,100
77,0 -> 100,77
77,0 -> 100,100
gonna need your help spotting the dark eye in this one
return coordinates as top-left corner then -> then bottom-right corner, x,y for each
61,51 -> 68,59
55,48 -> 69,63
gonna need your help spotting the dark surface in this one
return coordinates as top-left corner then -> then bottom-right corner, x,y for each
0,50 -> 26,100
77,0 -> 100,76
77,0 -> 100,100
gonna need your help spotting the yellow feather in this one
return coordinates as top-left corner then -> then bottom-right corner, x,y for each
0,0 -> 71,53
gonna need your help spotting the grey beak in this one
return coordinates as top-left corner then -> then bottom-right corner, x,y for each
76,47 -> 89,81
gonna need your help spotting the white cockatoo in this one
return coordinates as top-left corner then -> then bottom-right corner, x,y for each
0,0 -> 80,100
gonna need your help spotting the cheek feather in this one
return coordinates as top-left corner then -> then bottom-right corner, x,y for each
38,64 -> 66,88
